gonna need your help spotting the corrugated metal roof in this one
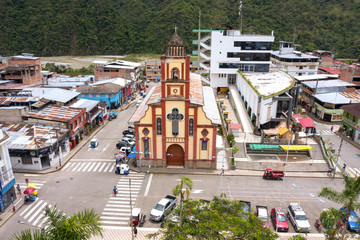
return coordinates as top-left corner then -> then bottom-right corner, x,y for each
24,88 -> 79,103
302,80 -> 355,89
339,91 -> 360,103
0,96 -> 37,105
24,105 -> 84,122
314,92 -> 354,104
0,123 -> 68,150
70,99 -> 99,112
93,77 -> 128,87
77,83 -> 122,94
202,86 -> 221,125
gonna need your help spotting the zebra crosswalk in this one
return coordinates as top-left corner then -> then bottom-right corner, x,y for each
20,198 -> 53,228
100,172 -> 145,227
320,130 -> 335,135
348,167 -> 360,177
61,160 -> 116,173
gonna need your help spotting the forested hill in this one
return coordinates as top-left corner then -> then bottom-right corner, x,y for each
0,0 -> 359,59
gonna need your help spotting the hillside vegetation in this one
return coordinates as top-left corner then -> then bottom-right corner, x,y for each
0,0 -> 359,58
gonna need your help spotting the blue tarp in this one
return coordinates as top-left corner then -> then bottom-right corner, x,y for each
128,146 -> 136,158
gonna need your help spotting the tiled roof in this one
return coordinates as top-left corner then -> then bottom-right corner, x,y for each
341,103 -> 360,119
24,105 -> 84,122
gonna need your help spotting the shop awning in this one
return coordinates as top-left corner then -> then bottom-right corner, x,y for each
128,146 -> 136,158
279,145 -> 313,151
298,117 -> 315,128
250,144 -> 282,150
278,127 -> 289,136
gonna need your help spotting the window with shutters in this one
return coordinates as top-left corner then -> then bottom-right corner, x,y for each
189,118 -> 194,136
157,118 -> 162,135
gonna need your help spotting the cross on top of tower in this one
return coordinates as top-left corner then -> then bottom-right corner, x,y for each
174,26 -> 178,33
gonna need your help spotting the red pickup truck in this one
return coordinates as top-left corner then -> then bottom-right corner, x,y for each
263,168 -> 284,180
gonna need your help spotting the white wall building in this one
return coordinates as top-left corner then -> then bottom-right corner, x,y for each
0,129 -> 16,211
0,123 -> 70,171
194,29 -> 275,89
271,42 -> 320,77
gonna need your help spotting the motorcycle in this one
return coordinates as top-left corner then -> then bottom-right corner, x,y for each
315,219 -> 322,232
132,208 -> 146,227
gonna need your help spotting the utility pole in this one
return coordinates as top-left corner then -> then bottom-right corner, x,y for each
129,179 -> 134,240
197,10 -> 201,72
239,1 -> 243,34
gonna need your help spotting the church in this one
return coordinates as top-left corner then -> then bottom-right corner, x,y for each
129,30 -> 221,169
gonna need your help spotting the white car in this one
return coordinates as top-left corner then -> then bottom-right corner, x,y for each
287,203 -> 311,232
120,137 -> 135,146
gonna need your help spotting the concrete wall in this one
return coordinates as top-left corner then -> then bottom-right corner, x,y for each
0,107 -> 28,123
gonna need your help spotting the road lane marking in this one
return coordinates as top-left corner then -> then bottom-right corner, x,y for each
87,162 -> 97,172
28,202 -> 47,223
24,200 -> 44,220
106,204 -> 130,208
82,162 -> 92,172
104,163 -> 112,172
100,216 -> 129,221
76,162 -> 87,171
103,208 -> 131,212
72,159 -> 114,162
98,162 -> 107,172
61,162 -> 73,171
71,162 -> 82,171
103,144 -> 109,152
108,164 -> 114,172
144,173 -> 153,196
102,212 -> 131,216
20,198 -> 39,216
24,174 -> 41,177
100,220 -> 129,225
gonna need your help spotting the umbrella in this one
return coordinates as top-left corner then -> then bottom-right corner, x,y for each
23,187 -> 36,195
27,183 -> 37,188
115,152 -> 126,159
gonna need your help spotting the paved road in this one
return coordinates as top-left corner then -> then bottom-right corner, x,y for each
315,121 -> 360,177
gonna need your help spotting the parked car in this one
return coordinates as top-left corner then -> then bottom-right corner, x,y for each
150,195 -> 177,222
340,207 -> 360,232
90,138 -> 98,148
255,205 -> 270,228
123,129 -> 135,135
136,100 -> 142,107
271,207 -> 289,232
128,125 -> 135,130
116,141 -> 131,149
119,146 -> 132,156
287,203 -> 311,232
124,134 -> 135,139
120,137 -> 135,146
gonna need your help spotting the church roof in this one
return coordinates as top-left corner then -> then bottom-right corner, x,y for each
129,73 -> 220,125
167,32 -> 185,47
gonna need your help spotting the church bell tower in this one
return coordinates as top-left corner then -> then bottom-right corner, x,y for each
160,28 -> 191,100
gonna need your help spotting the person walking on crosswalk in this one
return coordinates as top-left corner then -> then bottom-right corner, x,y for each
16,184 -> 21,195
113,186 -> 117,197
331,126 -> 334,132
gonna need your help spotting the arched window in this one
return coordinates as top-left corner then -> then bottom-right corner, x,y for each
156,118 -> 162,135
172,68 -> 179,80
189,118 -> 194,136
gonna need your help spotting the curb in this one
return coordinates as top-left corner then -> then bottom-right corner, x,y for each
335,132 -> 360,151
0,212 -> 14,228
13,100 -> 133,175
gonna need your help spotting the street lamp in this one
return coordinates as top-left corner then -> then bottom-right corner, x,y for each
18,221 -> 46,238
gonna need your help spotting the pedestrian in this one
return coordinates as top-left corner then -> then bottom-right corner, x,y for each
133,226 -> 137,237
16,184 -> 21,195
327,167 -> 332,175
45,205 -> 49,215
331,126 -> 334,132
113,186 -> 117,197
343,163 -> 347,171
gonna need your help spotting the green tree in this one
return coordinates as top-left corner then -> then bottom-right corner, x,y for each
11,205 -> 102,240
318,173 -> 360,240
148,196 -> 279,239
288,235 -> 307,240
320,208 -> 344,240
172,176 -> 193,227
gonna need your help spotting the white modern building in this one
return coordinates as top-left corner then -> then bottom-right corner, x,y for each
271,42 -> 320,77
0,129 -> 16,211
236,71 -> 295,129
193,29 -> 275,90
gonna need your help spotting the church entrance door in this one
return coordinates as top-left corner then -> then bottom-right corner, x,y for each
167,144 -> 184,166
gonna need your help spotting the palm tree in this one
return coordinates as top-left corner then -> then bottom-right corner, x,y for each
172,176 -> 193,227
11,205 -> 103,240
318,173 -> 360,240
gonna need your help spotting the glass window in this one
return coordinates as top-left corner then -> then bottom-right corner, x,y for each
201,140 -> 207,150
21,156 -> 32,164
157,118 -> 162,135
189,119 -> 194,136
143,140 -> 149,158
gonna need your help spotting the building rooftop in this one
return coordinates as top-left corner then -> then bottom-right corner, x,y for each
241,71 -> 294,98
70,99 -> 99,112
341,104 -> 360,119
103,60 -> 141,69
24,105 -> 84,122
0,123 -> 68,150
314,92 -> 355,105
92,77 -> 130,87
302,80 -> 355,89
318,67 -> 340,75
202,86 -> 221,125
77,83 -> 123,94
22,88 -> 80,103
272,50 -> 318,59
0,96 -> 38,105
294,74 -> 338,82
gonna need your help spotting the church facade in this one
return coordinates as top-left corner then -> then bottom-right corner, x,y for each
129,31 -> 221,169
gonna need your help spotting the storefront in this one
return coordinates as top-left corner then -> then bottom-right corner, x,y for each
0,178 -> 16,212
